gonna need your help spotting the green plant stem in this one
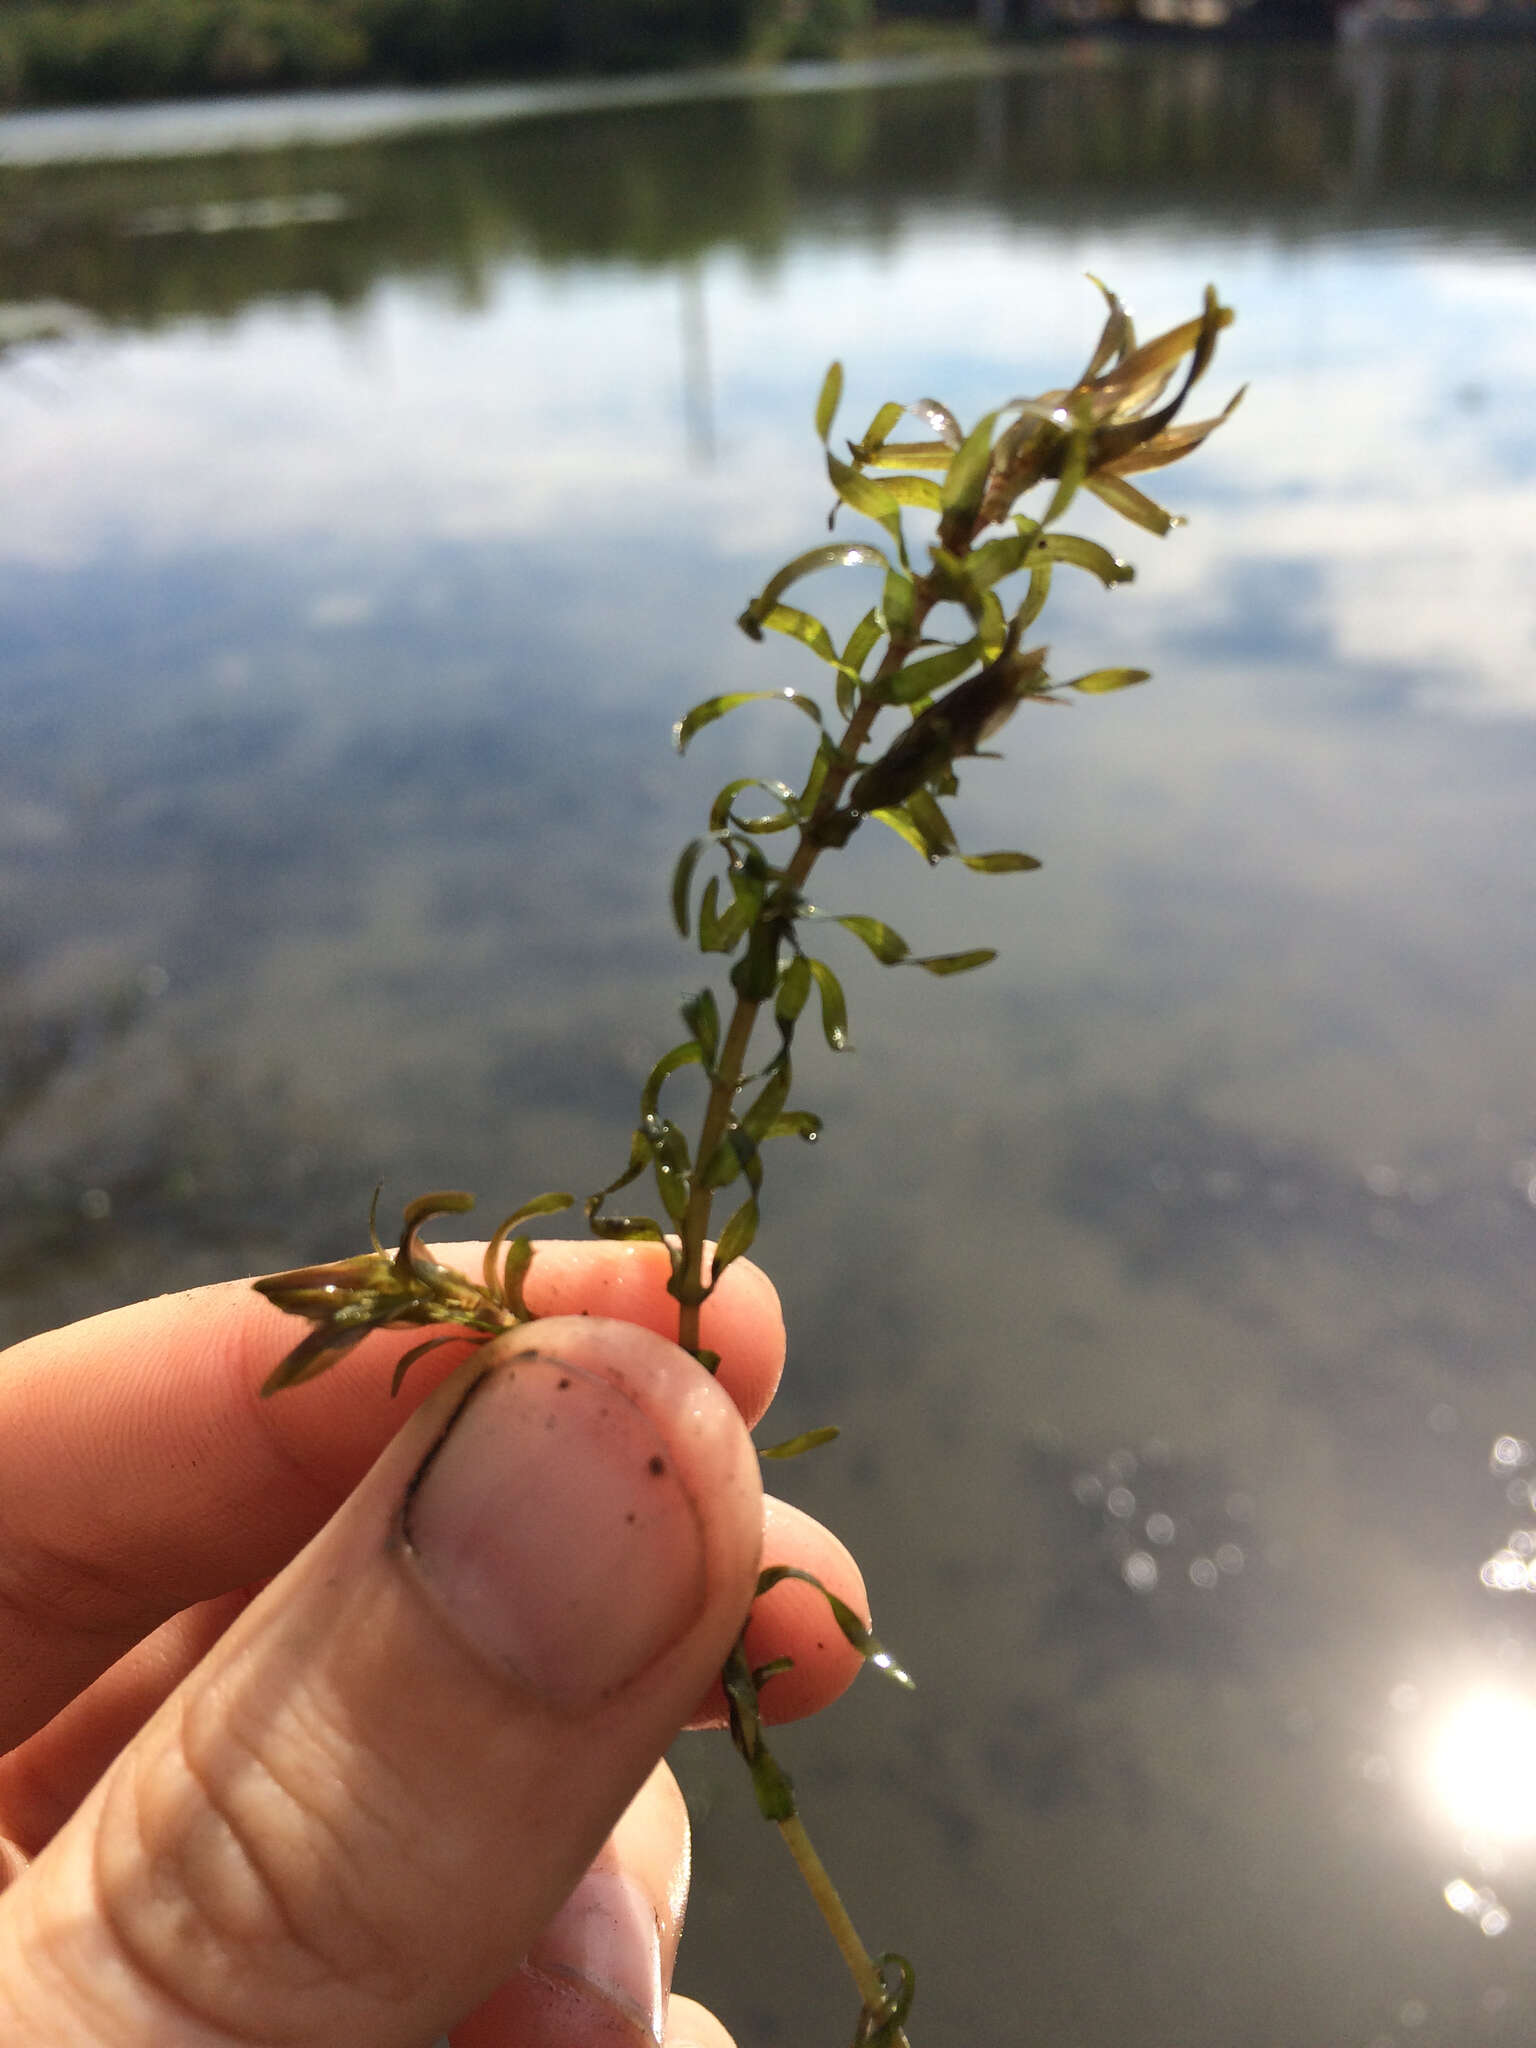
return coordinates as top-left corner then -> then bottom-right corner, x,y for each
777,1811 -> 909,2045
675,575 -> 948,1356
674,586 -> 949,2022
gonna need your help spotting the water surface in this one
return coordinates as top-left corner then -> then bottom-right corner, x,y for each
5,44 -> 1536,2048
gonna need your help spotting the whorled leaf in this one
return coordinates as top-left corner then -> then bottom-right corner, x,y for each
881,639 -> 982,708
738,542 -> 887,637
827,452 -> 908,562
1029,531 -> 1133,588
833,913 -> 909,966
960,849 -> 1041,873
908,947 -> 997,975
758,1423 -> 841,1461
1084,470 -> 1180,536
641,1037 -> 705,1117
481,1190 -> 575,1307
814,360 -> 843,445
754,1564 -> 913,1688
1066,666 -> 1151,694
846,397 -> 906,463
680,990 -> 720,1069
709,777 -> 801,835
806,957 -> 850,1051
880,567 -> 916,642
672,836 -> 706,937
722,1638 -> 798,1822
674,689 -> 823,756
938,407 -> 1000,525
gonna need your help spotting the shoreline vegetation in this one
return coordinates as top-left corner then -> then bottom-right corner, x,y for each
0,1 -> 992,111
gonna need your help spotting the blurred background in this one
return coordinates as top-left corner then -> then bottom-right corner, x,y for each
4,32 -> 1536,2048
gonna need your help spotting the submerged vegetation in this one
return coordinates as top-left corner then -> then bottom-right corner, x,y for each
254,281 -> 1240,2041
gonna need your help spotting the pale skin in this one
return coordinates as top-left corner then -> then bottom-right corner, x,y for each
0,1242 -> 868,2047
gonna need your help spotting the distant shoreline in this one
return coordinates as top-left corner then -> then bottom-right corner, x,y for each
0,43 -> 1087,168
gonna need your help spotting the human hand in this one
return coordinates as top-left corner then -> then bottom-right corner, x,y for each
0,1242 -> 867,2046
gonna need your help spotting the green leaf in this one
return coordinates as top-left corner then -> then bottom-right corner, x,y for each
671,837 -> 705,937
905,788 -> 958,857
1067,666 -> 1151,694
869,804 -> 934,862
842,608 -> 884,679
754,1564 -> 913,1688
674,689 -> 823,755
880,568 -> 915,641
641,1038 -> 704,1117
834,914 -> 910,966
907,947 -> 997,975
815,360 -> 843,444
775,953 -> 812,1028
807,958 -> 850,1051
965,530 -> 1037,592
759,1424 -> 840,1460
698,864 -> 764,958
862,439 -> 955,472
730,917 -> 782,1002
591,1214 -> 667,1244
882,638 -> 980,707
827,452 -> 907,561
1040,395 -> 1092,526
721,1644 -> 798,1820
1085,470 -> 1179,537
1018,560 -> 1053,630
680,990 -> 720,1068
739,1064 -> 790,1144
700,1126 -> 750,1189
765,1109 -> 822,1142
971,586 -> 1008,658
500,1235 -> 535,1319
498,1188 -> 574,1228
755,603 -> 838,667
939,407 -> 999,524
643,1113 -> 692,1226
713,1191 -> 760,1274
697,876 -> 738,954
741,543 -> 888,633
585,1130 -> 666,1244
399,1188 -> 476,1253
390,1335 -> 464,1398
708,778 -> 799,835
876,473 -> 943,514
799,732 -> 839,813
1030,531 -> 1134,588
480,1191 -> 573,1305
848,398 -> 905,461
960,850 -> 1041,873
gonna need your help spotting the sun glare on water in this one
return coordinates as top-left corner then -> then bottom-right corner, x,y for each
1429,1690 -> 1536,1841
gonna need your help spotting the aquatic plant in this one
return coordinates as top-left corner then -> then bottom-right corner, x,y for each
255,279 -> 1240,2045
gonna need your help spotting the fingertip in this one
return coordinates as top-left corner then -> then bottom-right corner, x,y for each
665,1994 -> 739,2048
687,1497 -> 869,1729
508,1242 -> 786,1425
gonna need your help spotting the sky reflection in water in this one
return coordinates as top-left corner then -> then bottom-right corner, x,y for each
4,47 -> 1536,2047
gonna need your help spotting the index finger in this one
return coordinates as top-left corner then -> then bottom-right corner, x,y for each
0,1241 -> 784,1747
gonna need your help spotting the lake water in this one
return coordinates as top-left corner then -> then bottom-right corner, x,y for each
5,40 -> 1536,2048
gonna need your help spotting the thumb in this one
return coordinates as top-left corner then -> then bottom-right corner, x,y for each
0,1319 -> 763,2047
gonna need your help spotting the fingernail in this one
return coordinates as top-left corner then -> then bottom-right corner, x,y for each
402,1353 -> 706,1708
526,1869 -> 664,2045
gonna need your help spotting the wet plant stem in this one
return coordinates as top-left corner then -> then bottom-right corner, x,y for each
778,1810 -> 906,2036
675,593 -> 942,1358
674,605 -> 943,2035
